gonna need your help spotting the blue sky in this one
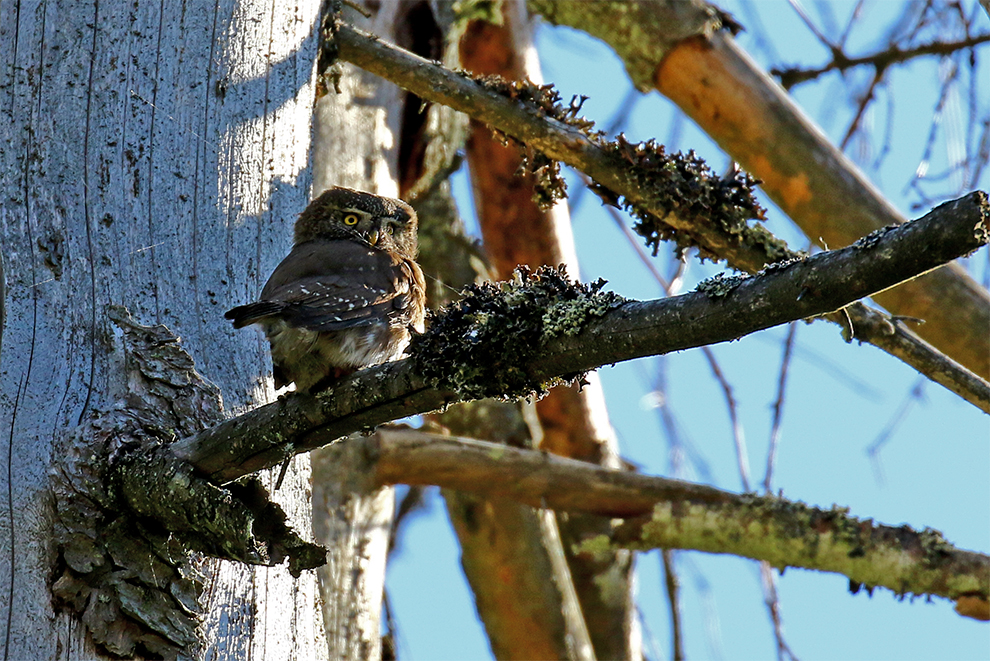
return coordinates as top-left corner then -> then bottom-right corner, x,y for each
386,2 -> 990,659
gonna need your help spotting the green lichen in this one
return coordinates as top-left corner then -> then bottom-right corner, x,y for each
918,527 -> 953,568
574,534 -> 617,562
469,76 -> 592,208
605,142 -> 769,261
408,265 -> 626,400
854,225 -> 897,250
696,272 -> 750,298
467,74 -> 770,258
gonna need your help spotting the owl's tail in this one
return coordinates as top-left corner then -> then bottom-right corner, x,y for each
224,302 -> 285,328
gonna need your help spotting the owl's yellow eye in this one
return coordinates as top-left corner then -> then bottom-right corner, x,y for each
343,213 -> 359,226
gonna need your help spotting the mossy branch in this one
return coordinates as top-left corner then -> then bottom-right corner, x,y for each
605,500 -> 989,621
334,22 -> 776,267
173,191 -> 990,484
361,427 -> 989,620
330,22 -> 990,411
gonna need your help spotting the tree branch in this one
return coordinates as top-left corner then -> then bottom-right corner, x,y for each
772,33 -> 990,89
330,21 -> 990,409
334,22 -> 781,270
172,191 -> 990,483
362,428 -> 989,619
840,302 -> 990,411
529,0 -> 990,381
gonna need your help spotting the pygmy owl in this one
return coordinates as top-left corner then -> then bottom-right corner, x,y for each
225,186 -> 427,393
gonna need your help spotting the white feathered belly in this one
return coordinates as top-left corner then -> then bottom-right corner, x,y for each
261,319 -> 410,391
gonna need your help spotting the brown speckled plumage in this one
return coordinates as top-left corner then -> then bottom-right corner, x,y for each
225,187 -> 426,392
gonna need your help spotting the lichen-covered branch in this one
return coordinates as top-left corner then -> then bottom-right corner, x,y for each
528,0 -> 990,379
334,22 -> 778,268
608,501 -> 987,619
330,21 -> 990,408
604,501 -> 989,621
172,191 -> 990,484
360,428 -> 990,619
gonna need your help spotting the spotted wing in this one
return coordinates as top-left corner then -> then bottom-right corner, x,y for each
225,239 -> 417,332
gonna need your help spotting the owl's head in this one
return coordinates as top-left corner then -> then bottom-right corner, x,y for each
294,186 -> 419,258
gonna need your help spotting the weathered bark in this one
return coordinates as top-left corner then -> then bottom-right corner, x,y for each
0,1 -> 326,658
459,6 -> 639,659
528,0 -> 990,380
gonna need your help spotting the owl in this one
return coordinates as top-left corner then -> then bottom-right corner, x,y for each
225,186 -> 427,393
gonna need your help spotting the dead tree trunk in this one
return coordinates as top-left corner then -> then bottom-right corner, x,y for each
0,1 -> 328,658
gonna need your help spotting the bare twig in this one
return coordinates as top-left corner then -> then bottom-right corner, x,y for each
643,357 -> 715,485
761,320 -> 800,661
760,562 -> 799,661
839,69 -> 883,152
773,32 -> 990,88
866,377 -> 928,486
662,549 -> 685,661
785,0 -> 836,50
764,323 -> 798,492
706,351 -> 751,492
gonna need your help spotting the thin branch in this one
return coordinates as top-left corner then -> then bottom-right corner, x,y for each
171,191 -> 990,485
839,302 -> 989,411
785,0 -> 836,50
773,32 -> 990,89
332,22 -> 990,411
839,69 -> 883,152
644,356 -> 716,485
764,323 -> 798,492
760,562 -> 799,661
706,351 -> 751,492
866,377 -> 928,486
636,605 -> 665,661
359,428 -> 989,615
762,323 -> 800,661
661,550 -> 685,661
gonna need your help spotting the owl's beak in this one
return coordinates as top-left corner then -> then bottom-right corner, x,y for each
367,229 -> 380,246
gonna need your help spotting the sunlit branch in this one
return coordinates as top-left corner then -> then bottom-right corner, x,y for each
171,191 -> 990,484
360,428 -> 989,618
331,22 -> 990,412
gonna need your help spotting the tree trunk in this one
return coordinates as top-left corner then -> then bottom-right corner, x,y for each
309,3 -> 405,658
458,6 -> 640,658
0,1 -> 326,657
